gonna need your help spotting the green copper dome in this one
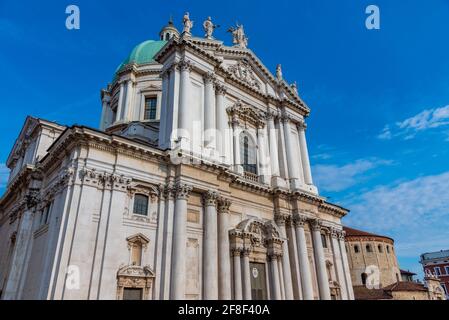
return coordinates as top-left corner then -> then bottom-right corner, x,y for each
115,40 -> 167,74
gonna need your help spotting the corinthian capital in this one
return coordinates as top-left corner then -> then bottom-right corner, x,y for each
293,213 -> 308,227
202,190 -> 219,206
330,227 -> 340,239
215,82 -> 227,95
275,213 -> 289,227
178,59 -> 193,72
203,72 -> 216,84
175,183 -> 193,200
281,113 -> 291,124
297,121 -> 307,131
217,197 -> 232,214
311,219 -> 323,231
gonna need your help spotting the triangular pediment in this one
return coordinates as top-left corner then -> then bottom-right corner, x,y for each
154,37 -> 309,114
6,116 -> 39,166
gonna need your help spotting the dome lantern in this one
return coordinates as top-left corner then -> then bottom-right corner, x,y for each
159,17 -> 179,41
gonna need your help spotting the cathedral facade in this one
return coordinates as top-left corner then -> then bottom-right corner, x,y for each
0,16 -> 354,300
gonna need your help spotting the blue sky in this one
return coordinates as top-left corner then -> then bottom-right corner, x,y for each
1,0 -> 448,279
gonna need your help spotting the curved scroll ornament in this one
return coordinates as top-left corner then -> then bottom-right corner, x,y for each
235,218 -> 283,250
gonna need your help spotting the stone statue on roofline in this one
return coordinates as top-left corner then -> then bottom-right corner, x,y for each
228,23 -> 248,48
276,64 -> 283,80
182,12 -> 194,34
203,16 -> 219,39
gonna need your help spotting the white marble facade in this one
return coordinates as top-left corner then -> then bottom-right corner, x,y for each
0,17 -> 354,300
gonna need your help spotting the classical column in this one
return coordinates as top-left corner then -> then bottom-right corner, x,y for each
297,122 -> 313,185
116,81 -> 125,122
100,93 -> 111,130
311,219 -> 331,300
202,190 -> 219,300
339,231 -> 355,300
204,73 -> 216,155
123,80 -> 134,121
231,116 -> 242,173
278,258 -> 285,300
232,248 -> 243,300
218,198 -> 232,300
269,254 -> 282,300
275,215 -> 294,300
161,186 -> 175,299
257,125 -> 269,184
242,248 -> 252,300
330,228 -> 348,300
177,60 -> 192,147
267,112 -> 280,177
158,71 -> 170,147
170,184 -> 192,300
154,186 -> 166,300
215,84 -> 229,164
293,214 -> 314,300
286,219 -> 302,299
3,193 -> 38,300
281,115 -> 301,189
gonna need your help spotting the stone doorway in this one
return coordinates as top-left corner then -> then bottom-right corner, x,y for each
250,262 -> 267,300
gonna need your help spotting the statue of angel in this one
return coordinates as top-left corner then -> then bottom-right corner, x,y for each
227,23 -> 248,48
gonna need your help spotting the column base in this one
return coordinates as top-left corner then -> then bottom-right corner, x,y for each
289,179 -> 319,195
304,184 -> 318,194
258,175 -> 270,185
234,165 -> 244,175
271,176 -> 287,189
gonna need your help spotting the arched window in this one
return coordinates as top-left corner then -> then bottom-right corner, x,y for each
366,244 -> 373,253
165,33 -> 170,41
378,244 -> 383,253
240,133 -> 257,174
133,194 -> 149,216
354,245 -> 360,253
361,273 -> 368,285
386,245 -> 390,253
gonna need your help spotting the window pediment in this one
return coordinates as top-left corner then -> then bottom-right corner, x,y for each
227,100 -> 265,129
126,233 -> 150,247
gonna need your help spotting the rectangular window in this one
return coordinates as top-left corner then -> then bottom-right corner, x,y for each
123,288 -> 143,300
40,203 -> 52,226
321,234 -> 328,248
445,266 -> 449,275
133,194 -> 149,216
442,284 -> 447,295
434,267 -> 441,276
144,97 -> 157,120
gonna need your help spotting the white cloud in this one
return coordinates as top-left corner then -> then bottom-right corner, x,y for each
378,105 -> 449,140
343,171 -> 449,258
0,163 -> 9,189
377,125 -> 392,140
313,158 -> 391,192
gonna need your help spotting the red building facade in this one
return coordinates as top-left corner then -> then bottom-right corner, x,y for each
420,250 -> 449,299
